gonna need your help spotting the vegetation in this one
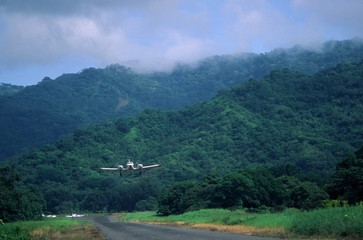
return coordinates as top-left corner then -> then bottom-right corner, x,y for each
289,206 -> 363,239
1,39 -> 363,160
1,60 -> 361,217
0,83 -> 24,96
120,206 -> 363,239
0,218 -> 104,240
0,166 -> 44,222
326,145 -> 363,204
0,40 -> 362,227
157,167 -> 328,216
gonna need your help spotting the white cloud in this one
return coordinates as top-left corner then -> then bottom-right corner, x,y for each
0,0 -> 218,72
0,0 -> 362,85
219,0 -> 296,52
292,0 -> 363,38
0,14 -> 61,65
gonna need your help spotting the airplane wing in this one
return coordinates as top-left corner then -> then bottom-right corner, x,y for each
142,164 -> 161,169
99,167 -> 120,171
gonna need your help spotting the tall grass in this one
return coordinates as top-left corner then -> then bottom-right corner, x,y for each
120,208 -> 291,227
289,206 -> 363,239
0,218 -> 102,240
120,206 -> 363,239
120,209 -> 248,224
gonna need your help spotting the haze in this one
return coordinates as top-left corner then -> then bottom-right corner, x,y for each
0,0 -> 362,86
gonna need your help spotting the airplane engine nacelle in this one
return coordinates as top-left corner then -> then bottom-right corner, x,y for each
137,164 -> 143,168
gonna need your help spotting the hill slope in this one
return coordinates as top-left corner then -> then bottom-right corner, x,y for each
1,39 -> 363,160
8,61 -> 363,213
0,83 -> 24,96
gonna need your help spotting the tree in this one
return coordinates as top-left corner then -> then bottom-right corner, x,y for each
215,172 -> 257,208
326,146 -> 363,204
80,189 -> 108,212
0,167 -> 44,222
290,182 -> 328,210
157,181 -> 197,216
135,197 -> 158,211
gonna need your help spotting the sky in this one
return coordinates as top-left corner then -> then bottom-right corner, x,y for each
0,0 -> 362,86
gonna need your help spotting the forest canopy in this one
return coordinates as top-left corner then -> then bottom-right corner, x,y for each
2,60 -> 362,218
1,39 -> 363,161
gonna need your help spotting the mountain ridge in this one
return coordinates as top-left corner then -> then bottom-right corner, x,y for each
1,39 -> 363,160
6,61 -> 363,213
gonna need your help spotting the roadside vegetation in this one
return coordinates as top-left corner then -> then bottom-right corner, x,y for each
119,206 -> 363,239
0,218 -> 104,240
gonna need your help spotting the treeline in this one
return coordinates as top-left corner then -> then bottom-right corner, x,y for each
326,146 -> 363,203
0,167 -> 44,222
0,83 -> 24,96
158,145 -> 363,216
158,167 -> 327,216
1,39 -> 363,160
0,165 -> 164,221
1,145 -> 362,221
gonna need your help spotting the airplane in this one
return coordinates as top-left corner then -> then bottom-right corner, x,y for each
65,213 -> 85,218
99,160 -> 161,175
42,214 -> 56,218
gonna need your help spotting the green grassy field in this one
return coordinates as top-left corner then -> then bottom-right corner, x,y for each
0,217 -> 104,240
2,207 -> 361,239
119,206 -> 363,239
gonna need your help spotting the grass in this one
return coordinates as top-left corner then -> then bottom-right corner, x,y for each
118,209 -> 288,237
0,217 -> 104,240
119,208 -> 245,224
289,206 -> 363,239
3,207 -> 361,239
118,206 -> 363,239
118,208 -> 292,227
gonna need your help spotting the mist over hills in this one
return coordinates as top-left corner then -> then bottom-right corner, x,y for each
0,83 -> 24,96
6,60 -> 363,213
1,39 -> 363,161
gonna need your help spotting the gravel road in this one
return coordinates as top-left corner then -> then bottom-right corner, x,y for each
85,215 -> 283,240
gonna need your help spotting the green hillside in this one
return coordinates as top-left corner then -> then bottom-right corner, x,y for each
5,61 -> 363,215
1,39 -> 363,160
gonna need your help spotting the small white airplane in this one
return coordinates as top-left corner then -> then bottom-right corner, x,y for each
99,160 -> 161,175
66,213 -> 85,218
42,214 -> 56,218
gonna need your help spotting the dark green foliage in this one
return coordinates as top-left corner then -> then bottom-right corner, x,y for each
0,66 -> 152,160
212,167 -> 287,209
0,167 -> 44,222
135,197 -> 158,211
215,172 -> 259,209
1,39 -> 363,160
0,83 -> 24,96
158,181 -> 198,216
3,60 -> 363,214
290,182 -> 329,210
157,166 -> 328,215
326,146 -> 363,204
